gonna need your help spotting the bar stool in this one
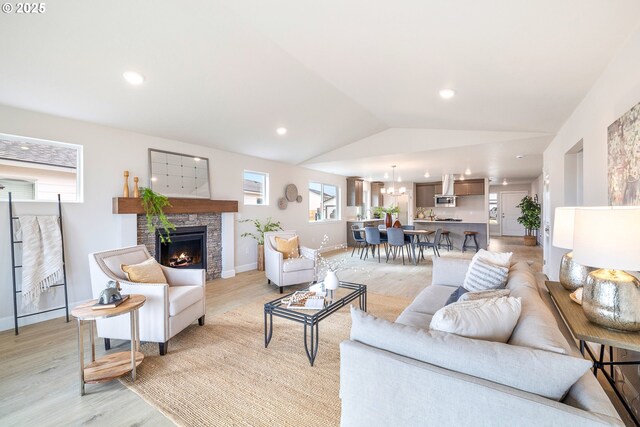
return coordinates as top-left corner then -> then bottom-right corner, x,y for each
438,230 -> 453,251
462,231 -> 479,252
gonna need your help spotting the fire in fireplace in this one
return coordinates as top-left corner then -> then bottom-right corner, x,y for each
156,226 -> 207,270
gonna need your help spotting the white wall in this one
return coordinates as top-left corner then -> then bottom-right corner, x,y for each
0,104 -> 347,330
543,25 -> 640,279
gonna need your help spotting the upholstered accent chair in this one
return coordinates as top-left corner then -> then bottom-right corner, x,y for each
88,245 -> 206,355
264,231 -> 318,293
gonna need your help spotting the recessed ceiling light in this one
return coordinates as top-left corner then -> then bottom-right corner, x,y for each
516,154 -> 526,159
503,179 -> 508,186
424,171 -> 430,178
194,157 -> 201,162
383,172 -> 389,179
276,127 -> 287,135
20,146 -> 29,150
123,71 -> 145,85
151,177 -> 158,182
465,168 -> 471,175
439,89 -> 455,99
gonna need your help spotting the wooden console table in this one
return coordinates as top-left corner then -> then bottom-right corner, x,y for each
71,295 -> 145,396
546,281 -> 640,426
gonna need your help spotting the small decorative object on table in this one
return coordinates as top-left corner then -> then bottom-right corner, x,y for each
94,280 -> 129,309
569,287 -> 583,305
282,291 -> 326,310
552,207 -> 595,291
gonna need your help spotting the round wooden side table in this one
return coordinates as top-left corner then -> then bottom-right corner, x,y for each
71,294 -> 145,396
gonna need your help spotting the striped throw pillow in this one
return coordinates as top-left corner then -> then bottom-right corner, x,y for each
463,259 -> 509,292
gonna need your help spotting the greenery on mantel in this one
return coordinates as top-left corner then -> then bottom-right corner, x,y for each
141,187 -> 176,243
517,195 -> 541,236
240,217 -> 283,245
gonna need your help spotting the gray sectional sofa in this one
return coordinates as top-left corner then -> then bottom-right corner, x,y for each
340,257 -> 623,426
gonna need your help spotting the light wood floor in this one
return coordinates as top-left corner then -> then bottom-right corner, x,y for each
3,237 -> 617,427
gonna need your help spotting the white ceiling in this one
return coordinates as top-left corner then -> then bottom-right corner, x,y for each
1,0 -> 639,182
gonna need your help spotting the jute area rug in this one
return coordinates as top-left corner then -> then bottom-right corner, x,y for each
121,293 -> 409,427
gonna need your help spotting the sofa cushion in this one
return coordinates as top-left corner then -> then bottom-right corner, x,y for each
168,285 -> 203,316
463,258 -> 509,291
507,265 -> 572,355
395,310 -> 433,329
444,286 -> 468,306
403,285 -> 457,316
282,257 -> 315,272
430,296 -> 522,343
458,288 -> 511,302
351,307 -> 592,401
431,257 -> 471,287
121,258 -> 168,284
275,236 -> 300,259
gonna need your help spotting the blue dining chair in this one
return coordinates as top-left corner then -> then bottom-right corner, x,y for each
418,228 -> 442,259
351,224 -> 366,258
385,228 -> 407,265
401,225 -> 415,262
377,224 -> 388,243
364,226 -> 387,263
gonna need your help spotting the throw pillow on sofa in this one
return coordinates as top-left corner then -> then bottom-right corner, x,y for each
351,307 -> 592,401
444,286 -> 468,306
458,288 -> 511,302
430,296 -> 522,343
463,258 -> 509,291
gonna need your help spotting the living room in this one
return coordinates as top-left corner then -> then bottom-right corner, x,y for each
2,1 -> 640,426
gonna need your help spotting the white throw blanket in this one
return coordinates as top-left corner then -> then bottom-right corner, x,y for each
17,216 -> 63,308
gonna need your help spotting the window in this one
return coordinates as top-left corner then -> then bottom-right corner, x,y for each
243,170 -> 268,205
0,133 -> 83,202
309,182 -> 339,221
489,193 -> 498,224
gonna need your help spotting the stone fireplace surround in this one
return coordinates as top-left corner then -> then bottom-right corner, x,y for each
137,213 -> 222,280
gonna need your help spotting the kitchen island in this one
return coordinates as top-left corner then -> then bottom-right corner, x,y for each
412,219 -> 488,251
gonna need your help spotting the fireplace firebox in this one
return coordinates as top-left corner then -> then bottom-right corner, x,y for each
156,226 -> 207,270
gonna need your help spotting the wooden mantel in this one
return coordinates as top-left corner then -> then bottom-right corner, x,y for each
113,197 -> 238,215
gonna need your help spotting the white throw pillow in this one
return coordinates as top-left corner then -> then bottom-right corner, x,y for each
458,288 -> 511,302
473,248 -> 513,268
463,258 -> 509,291
430,296 -> 521,343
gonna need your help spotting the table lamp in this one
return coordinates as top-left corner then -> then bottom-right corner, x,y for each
552,207 -> 595,290
573,207 -> 640,331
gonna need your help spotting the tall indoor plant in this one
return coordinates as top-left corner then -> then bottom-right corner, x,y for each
516,195 -> 541,246
240,217 -> 283,271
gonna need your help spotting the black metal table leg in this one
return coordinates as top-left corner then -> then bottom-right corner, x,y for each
264,309 -> 273,348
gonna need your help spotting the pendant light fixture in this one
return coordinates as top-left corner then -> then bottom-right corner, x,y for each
380,165 -> 406,196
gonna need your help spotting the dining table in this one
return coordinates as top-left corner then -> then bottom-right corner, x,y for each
354,228 -> 435,265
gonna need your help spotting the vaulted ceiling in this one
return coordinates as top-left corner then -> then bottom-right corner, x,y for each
1,0 -> 639,182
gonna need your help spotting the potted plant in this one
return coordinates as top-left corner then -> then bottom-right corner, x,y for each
140,187 -> 176,243
240,217 -> 283,271
517,195 -> 541,246
372,206 -> 385,219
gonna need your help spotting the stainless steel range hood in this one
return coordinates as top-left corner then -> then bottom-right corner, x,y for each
439,174 -> 457,197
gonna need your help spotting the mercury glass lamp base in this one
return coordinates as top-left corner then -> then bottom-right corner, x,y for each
583,269 -> 640,332
559,252 -> 595,291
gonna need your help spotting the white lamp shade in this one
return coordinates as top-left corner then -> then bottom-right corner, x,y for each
573,207 -> 640,271
552,207 -> 575,249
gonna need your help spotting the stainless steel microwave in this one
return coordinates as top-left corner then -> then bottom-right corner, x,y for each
434,196 -> 457,207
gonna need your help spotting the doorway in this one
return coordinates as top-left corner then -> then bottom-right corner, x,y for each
500,191 -> 527,236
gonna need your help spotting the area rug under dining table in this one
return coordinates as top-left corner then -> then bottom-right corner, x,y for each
120,292 -> 410,427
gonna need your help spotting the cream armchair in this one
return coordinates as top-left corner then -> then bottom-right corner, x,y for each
264,231 -> 318,293
88,245 -> 206,355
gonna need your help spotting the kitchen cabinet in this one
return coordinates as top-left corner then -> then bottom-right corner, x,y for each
346,177 -> 364,206
415,183 -> 435,207
454,179 -> 485,196
434,183 -> 443,194
371,181 -> 384,207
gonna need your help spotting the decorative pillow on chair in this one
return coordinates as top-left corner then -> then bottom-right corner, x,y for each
275,236 -> 300,259
121,258 -> 168,284
463,258 -> 509,291
430,296 -> 522,343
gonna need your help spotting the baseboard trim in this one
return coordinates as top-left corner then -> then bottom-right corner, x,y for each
221,269 -> 236,279
0,298 -> 91,332
235,262 -> 258,273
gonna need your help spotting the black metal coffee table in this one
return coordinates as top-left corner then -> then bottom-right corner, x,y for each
264,281 -> 367,366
